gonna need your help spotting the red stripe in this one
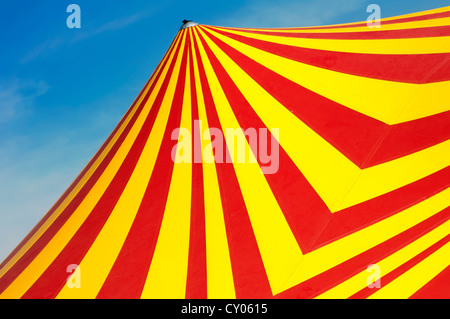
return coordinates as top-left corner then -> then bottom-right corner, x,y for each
0,37 -> 181,295
201,27 -> 450,169
427,58 -> 450,83
410,265 -> 450,298
349,234 -> 450,299
185,32 -> 207,299
221,25 -> 450,40
194,32 -> 273,298
275,207 -> 450,298
204,26 -> 450,84
95,33 -> 190,299
20,37 -> 190,300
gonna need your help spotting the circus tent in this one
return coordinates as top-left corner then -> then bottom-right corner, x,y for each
0,6 -> 449,299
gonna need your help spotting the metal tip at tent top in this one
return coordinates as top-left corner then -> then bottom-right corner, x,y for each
180,20 -> 199,30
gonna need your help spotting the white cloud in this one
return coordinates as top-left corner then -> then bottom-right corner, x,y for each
219,0 -> 368,28
0,79 -> 49,123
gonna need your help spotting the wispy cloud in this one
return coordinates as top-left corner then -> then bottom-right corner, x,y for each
71,11 -> 152,43
219,0 -> 368,28
0,79 -> 49,123
21,10 -> 152,63
20,38 -> 64,64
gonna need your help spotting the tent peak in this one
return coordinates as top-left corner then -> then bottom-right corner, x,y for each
180,20 -> 199,30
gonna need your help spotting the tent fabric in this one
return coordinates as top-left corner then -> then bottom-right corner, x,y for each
1,6 -> 449,299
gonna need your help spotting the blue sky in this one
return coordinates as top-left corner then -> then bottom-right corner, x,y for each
0,0 -> 449,262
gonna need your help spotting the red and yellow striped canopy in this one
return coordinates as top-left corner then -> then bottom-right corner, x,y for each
1,6 -> 449,299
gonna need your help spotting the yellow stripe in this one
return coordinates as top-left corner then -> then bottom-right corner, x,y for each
205,27 -> 450,125
0,33 -> 181,280
396,82 -> 450,123
191,34 -> 236,299
141,44 -> 192,299
207,26 -> 450,55
368,239 -> 450,299
197,27 -> 450,213
316,220 -> 450,299
0,33 -> 186,299
54,36 -> 185,300
194,28 -> 303,295
280,187 -> 450,293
